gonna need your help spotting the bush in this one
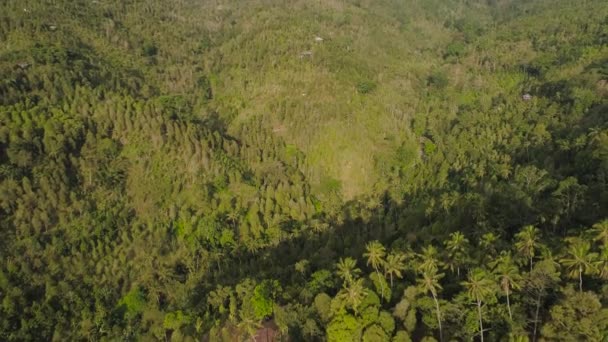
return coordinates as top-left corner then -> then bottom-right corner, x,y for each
444,41 -> 465,59
427,71 -> 448,88
142,41 -> 158,57
357,80 -> 377,94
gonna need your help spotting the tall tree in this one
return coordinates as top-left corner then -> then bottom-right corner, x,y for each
384,252 -> 407,288
590,219 -> 608,246
444,231 -> 469,276
237,315 -> 262,341
417,266 -> 445,342
295,259 -> 309,278
525,259 -> 560,342
462,268 -> 496,342
490,252 -> 521,320
336,257 -> 361,285
336,278 -> 366,314
559,238 -> 598,292
514,225 -> 541,271
597,245 -> 608,280
541,286 -> 608,341
418,245 -> 442,273
478,233 -> 500,265
364,241 -> 387,297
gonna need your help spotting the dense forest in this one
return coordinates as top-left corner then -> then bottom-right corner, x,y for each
1,0 -> 607,340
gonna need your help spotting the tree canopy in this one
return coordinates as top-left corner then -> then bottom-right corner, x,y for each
1,0 -> 607,340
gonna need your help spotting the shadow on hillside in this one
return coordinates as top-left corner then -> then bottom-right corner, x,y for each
201,97 -> 608,298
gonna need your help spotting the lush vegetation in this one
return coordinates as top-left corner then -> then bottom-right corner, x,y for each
1,0 -> 608,340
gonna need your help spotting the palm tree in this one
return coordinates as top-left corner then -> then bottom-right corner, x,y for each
336,257 -> 361,284
364,241 -> 386,297
237,315 -> 261,341
560,238 -> 598,292
597,245 -> 608,280
245,242 -> 260,255
310,219 -> 328,235
479,232 -> 499,260
418,245 -> 442,273
462,268 -> 496,342
227,208 -> 240,230
526,260 -> 560,341
444,231 -> 469,276
295,259 -> 309,278
514,225 -> 540,271
417,267 -> 445,342
336,278 -> 366,314
490,252 -> 521,320
590,219 -> 608,246
383,252 -> 407,288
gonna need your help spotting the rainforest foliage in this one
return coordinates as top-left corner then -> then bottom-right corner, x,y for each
1,0 -> 608,340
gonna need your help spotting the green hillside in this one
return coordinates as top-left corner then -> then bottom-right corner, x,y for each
1,0 -> 608,340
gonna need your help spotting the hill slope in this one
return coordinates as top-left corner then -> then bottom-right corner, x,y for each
1,0 -> 607,340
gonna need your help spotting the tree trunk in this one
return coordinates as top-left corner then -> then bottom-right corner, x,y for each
375,267 -> 385,299
533,292 -> 541,342
390,273 -> 394,289
506,285 -> 512,320
477,299 -> 484,342
432,292 -> 443,342
579,265 -> 583,292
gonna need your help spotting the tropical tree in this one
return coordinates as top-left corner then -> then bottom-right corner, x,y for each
490,252 -> 521,320
462,268 -> 496,342
295,259 -> 309,278
559,238 -> 598,292
336,257 -> 361,285
417,266 -> 445,342
444,231 -> 470,276
590,219 -> 608,246
514,225 -> 541,271
479,232 -> 499,262
524,259 -> 561,341
384,252 -> 407,288
237,315 -> 262,341
364,241 -> 387,297
310,219 -> 329,235
541,286 -> 608,341
418,245 -> 442,273
597,245 -> 608,280
336,278 -> 367,314
227,208 -> 240,230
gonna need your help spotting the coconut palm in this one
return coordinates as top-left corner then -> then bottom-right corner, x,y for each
479,232 -> 499,261
597,245 -> 608,280
383,252 -> 407,288
444,231 -> 469,276
490,251 -> 521,320
237,315 -> 262,341
417,267 -> 445,342
514,225 -> 540,271
560,238 -> 598,292
462,268 -> 496,342
364,241 -> 387,297
226,208 -> 240,229
310,219 -> 328,235
336,278 -> 366,314
418,245 -> 442,273
590,219 -> 608,246
336,257 -> 361,284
